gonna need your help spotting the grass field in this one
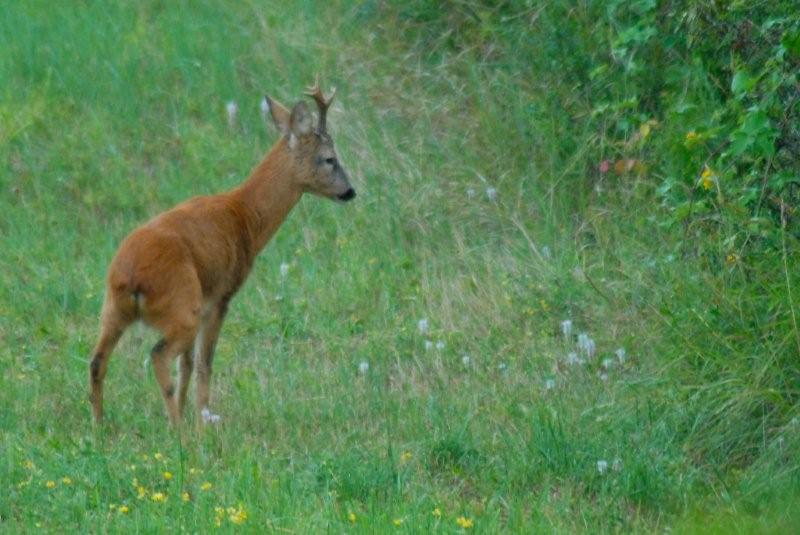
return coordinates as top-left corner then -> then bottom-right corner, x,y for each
2,1 -> 799,533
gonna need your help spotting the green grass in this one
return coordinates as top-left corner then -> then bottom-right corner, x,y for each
1,1 -> 799,532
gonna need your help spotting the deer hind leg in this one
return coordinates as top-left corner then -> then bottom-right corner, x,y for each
89,300 -> 130,425
151,328 -> 196,427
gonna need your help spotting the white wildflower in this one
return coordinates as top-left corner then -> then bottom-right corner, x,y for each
201,407 -> 221,424
498,362 -> 508,372
598,371 -> 608,382
601,358 -> 614,370
466,188 -> 476,199
485,187 -> 497,201
560,320 -> 572,338
225,100 -> 238,128
578,334 -> 596,359
565,352 -> 581,365
612,458 -> 622,472
615,347 -> 626,364
544,379 -> 555,391
596,460 -> 608,474
435,340 -> 445,350
577,333 -> 589,349
279,262 -> 290,278
417,318 -> 429,334
461,355 -> 471,367
260,96 -> 270,119
424,340 -> 433,351
358,361 -> 369,375
541,245 -> 551,259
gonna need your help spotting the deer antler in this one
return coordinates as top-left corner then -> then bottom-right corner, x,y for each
304,76 -> 336,134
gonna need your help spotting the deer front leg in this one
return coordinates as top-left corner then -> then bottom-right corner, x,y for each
177,349 -> 194,417
195,302 -> 227,424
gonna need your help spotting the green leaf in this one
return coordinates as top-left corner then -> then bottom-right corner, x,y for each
731,70 -> 756,98
781,28 -> 800,57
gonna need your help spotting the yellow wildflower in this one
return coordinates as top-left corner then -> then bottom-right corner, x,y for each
23,460 -> 34,470
163,471 -> 173,481
109,504 -> 117,511
400,451 -> 412,463
456,516 -> 474,529
118,505 -> 130,514
137,486 -> 146,499
45,480 -> 56,489
189,468 -> 200,475
228,505 -> 247,525
154,452 -> 163,461
393,518 -> 403,526
348,512 -> 357,523
726,253 -> 738,266
685,131 -> 699,146
201,482 -> 213,491
181,492 -> 191,502
150,492 -> 166,503
700,166 -> 715,190
61,477 -> 72,485
432,507 -> 442,518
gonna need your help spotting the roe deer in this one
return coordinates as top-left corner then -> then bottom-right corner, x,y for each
88,81 -> 354,426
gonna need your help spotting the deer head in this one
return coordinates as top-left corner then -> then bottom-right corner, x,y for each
264,80 -> 355,202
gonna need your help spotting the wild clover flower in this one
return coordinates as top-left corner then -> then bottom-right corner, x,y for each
485,187 -> 497,201
279,262 -> 289,278
615,347 -> 626,364
544,379 -> 555,391
560,320 -> 572,338
358,361 -> 369,374
435,340 -> 445,350
424,340 -> 433,351
596,460 -> 608,474
601,358 -> 614,370
461,355 -> 471,367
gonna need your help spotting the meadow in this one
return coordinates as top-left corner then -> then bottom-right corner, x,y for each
1,1 -> 799,532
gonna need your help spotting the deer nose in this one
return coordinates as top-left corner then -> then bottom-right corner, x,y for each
338,188 -> 356,202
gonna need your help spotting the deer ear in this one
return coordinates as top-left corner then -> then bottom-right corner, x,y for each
265,95 -> 291,135
289,101 -> 313,137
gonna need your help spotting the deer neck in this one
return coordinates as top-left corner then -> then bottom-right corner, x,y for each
233,138 -> 303,255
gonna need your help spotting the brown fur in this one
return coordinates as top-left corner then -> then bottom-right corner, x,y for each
88,85 -> 353,426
